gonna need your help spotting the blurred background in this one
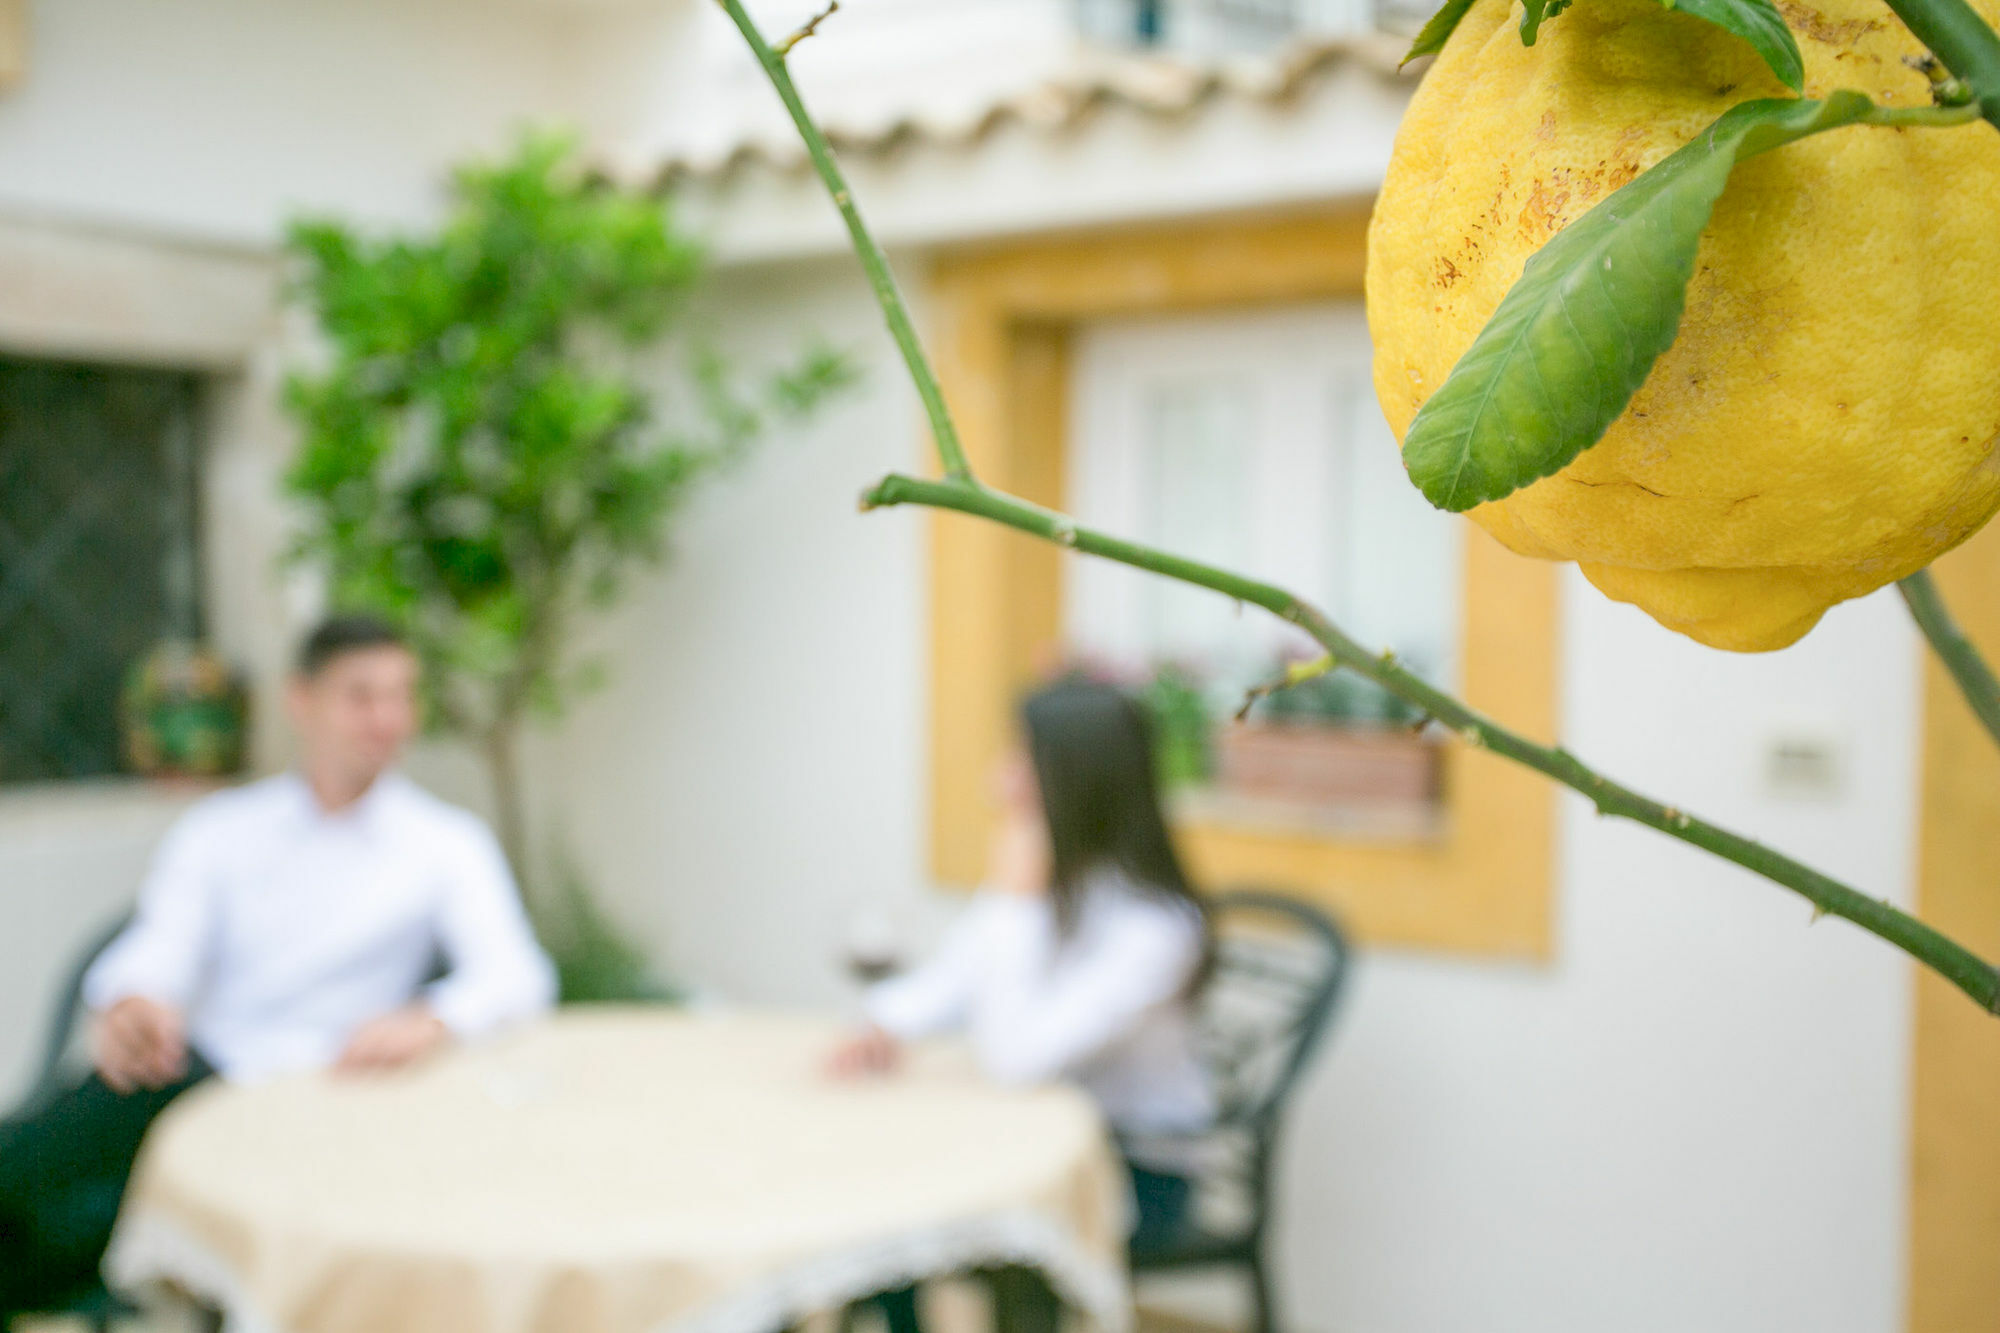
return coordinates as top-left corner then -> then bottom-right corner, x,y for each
0,1 -> 1992,1330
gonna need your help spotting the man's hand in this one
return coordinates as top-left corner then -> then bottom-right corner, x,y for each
826,1024 -> 904,1078
336,1005 -> 451,1074
94,996 -> 188,1094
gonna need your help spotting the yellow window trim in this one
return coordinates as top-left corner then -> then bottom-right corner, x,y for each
0,0 -> 24,91
1909,520 -> 2000,1332
924,208 -> 1560,959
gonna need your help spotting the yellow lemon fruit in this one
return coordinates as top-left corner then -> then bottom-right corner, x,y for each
1366,0 -> 2000,650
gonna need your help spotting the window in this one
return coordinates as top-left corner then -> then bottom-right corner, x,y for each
1076,0 -> 1391,52
1067,303 -> 1460,830
0,357 -> 204,784
1079,0 -> 1297,50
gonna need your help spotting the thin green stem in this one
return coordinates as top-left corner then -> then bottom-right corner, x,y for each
1881,0 -> 2000,130
867,473 -> 2000,1015
1900,568 -> 2000,748
713,0 -> 974,480
722,0 -> 2000,1014
1859,101 -> 1984,128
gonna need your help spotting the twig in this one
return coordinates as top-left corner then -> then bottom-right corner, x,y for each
1881,0 -> 2000,130
1236,654 -> 1336,721
1900,568 -> 2000,749
729,0 -> 2000,1015
1904,53 -> 1979,106
774,0 -> 839,57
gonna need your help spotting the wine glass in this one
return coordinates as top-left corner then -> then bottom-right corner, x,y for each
840,902 -> 908,986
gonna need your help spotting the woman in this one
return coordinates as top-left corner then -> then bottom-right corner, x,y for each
830,677 -> 1215,1326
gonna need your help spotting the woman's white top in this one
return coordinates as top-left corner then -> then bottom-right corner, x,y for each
865,874 -> 1215,1137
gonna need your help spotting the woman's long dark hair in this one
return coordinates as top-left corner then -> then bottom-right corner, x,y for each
1020,678 -> 1210,966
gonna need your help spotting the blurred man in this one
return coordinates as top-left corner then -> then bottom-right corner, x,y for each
0,614 -> 555,1322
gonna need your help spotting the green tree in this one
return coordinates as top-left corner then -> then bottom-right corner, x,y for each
284,131 -> 850,885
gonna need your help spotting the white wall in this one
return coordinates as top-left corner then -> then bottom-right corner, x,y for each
528,259 -> 931,1004
532,255 -> 1921,1333
0,0 -> 624,245
1264,580 -> 1916,1333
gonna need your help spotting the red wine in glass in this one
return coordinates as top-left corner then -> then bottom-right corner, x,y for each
845,950 -> 904,985
843,907 -> 905,985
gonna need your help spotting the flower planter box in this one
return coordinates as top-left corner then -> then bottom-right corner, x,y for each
1214,721 -> 1442,808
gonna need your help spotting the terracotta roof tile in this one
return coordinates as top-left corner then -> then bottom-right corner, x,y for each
613,34 -> 1410,187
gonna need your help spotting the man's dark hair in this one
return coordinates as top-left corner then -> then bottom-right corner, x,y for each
295,613 -> 409,678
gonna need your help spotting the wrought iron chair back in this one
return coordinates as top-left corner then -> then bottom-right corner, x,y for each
1123,889 -> 1351,1333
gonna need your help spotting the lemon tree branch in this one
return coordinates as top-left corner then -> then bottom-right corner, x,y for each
718,0 -> 2000,1015
864,473 -> 2000,1014
1900,568 -> 2000,747
715,0 -> 971,480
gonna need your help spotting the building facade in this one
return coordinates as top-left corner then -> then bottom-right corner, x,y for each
0,2 -> 1993,1329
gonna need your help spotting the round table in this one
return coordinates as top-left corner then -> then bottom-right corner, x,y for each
105,1010 -> 1132,1333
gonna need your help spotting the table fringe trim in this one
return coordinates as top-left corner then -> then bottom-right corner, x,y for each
106,1205 -> 1131,1333
104,1209 -> 281,1333
669,1209 -> 1132,1333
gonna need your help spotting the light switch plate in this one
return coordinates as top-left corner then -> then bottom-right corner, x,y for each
1764,730 -> 1844,798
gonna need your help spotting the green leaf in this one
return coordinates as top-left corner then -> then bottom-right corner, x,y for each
1666,0 -> 1805,91
1401,93 -> 1884,512
1519,0 -> 1573,43
1407,0 -> 1803,87
1401,0 -> 1480,65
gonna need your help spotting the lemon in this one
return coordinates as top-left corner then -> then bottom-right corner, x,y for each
1366,0 -> 2000,650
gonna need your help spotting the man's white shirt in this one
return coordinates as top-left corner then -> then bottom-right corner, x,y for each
85,772 -> 556,1082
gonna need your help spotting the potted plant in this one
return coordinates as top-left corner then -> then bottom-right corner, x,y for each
1214,659 -> 1443,810
121,639 -> 248,780
1143,661 -> 1215,790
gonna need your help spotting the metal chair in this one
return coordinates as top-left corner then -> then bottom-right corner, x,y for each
4,910 -> 227,1333
3,911 -> 140,1332
7,908 -> 467,1331
28,912 -> 136,1105
1123,890 -> 1352,1333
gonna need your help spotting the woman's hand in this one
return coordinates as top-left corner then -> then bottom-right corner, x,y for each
989,810 -> 1051,898
827,1024 -> 904,1077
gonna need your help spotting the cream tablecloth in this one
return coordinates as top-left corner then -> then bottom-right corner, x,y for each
104,1009 -> 1131,1333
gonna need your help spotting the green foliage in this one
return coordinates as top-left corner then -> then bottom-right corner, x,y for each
1401,0 -> 1480,64
1402,93 -> 1889,512
1403,0 -> 1803,90
531,850 -> 679,1005
283,130 -> 853,739
1253,664 -> 1428,728
1143,664 -> 1214,789
1518,0 -> 1575,43
1665,0 -> 1805,90
1141,656 -> 1428,792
